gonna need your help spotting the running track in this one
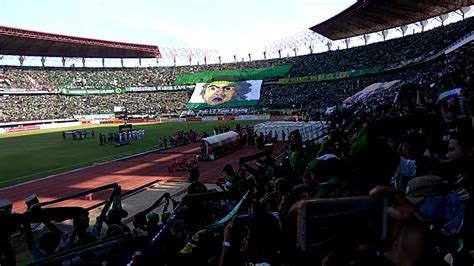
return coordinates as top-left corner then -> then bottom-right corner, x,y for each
0,143 -> 280,213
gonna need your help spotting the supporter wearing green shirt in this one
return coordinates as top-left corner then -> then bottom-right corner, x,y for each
306,154 -> 349,199
290,149 -> 300,172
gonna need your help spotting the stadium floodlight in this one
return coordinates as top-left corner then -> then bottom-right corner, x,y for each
460,6 -> 471,19
344,39 -> 351,49
326,41 -> 332,51
378,30 -> 389,41
265,30 -> 329,58
439,13 -> 450,25
18,56 -> 26,66
41,56 -> 47,67
160,46 -> 219,66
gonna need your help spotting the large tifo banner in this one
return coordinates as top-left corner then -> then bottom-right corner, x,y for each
186,80 -> 262,109
174,65 -> 291,85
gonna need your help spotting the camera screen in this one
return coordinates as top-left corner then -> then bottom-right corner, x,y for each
298,197 -> 387,251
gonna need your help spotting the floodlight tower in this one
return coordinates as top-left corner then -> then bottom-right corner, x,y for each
265,30 -> 328,58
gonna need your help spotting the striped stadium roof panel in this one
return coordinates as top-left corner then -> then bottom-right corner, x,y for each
310,0 -> 474,40
0,25 -> 161,58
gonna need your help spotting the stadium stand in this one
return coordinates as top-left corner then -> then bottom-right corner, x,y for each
1,17 -> 473,90
0,92 -> 191,122
310,0 -> 473,39
3,45 -> 473,264
1,17 -> 473,122
1,2 -> 474,265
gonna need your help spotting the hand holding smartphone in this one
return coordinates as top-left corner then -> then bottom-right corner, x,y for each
296,196 -> 388,251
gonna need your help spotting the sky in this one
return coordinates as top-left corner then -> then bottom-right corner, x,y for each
0,0 -> 472,66
0,0 -> 356,65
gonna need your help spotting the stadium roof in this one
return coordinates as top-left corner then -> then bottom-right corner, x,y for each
310,0 -> 474,40
0,25 -> 161,58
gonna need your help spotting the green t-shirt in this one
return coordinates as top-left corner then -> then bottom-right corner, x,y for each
290,151 -> 299,170
349,127 -> 368,158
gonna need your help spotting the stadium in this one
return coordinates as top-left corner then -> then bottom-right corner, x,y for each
1,0 -> 474,265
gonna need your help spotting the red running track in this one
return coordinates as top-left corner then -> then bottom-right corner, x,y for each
0,143 -> 280,213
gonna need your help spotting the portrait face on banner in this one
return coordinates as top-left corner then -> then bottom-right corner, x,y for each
186,80 -> 262,109
202,81 -> 237,105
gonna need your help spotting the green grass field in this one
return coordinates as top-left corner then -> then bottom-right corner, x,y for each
0,121 -> 258,188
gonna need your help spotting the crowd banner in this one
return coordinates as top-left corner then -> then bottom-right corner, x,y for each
437,87 -> 462,103
344,80 -> 400,104
125,85 -> 195,92
279,71 -> 350,85
0,89 -> 58,94
206,191 -> 250,229
350,66 -> 385,76
174,65 -> 292,85
277,66 -> 385,85
60,88 -> 125,95
186,80 -> 263,109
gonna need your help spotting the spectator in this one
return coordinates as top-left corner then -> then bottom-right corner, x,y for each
187,169 -> 208,195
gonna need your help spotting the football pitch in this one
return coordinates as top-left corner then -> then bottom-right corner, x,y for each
0,120 -> 258,188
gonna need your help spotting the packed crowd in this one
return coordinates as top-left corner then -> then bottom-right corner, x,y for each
0,59 -> 283,90
0,91 -> 190,122
0,17 -> 472,92
0,18 -> 474,122
0,18 -> 473,123
1,33 -> 474,266
261,44 -> 473,111
3,54 -> 473,264
287,16 -> 474,77
0,55 -> 458,123
134,40 -> 473,265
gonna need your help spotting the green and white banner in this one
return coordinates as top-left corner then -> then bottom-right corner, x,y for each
186,80 -> 262,109
60,88 -> 124,95
125,85 -> 194,92
174,65 -> 291,85
277,66 -> 385,85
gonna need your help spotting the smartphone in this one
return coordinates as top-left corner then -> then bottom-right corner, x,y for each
297,196 -> 388,251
